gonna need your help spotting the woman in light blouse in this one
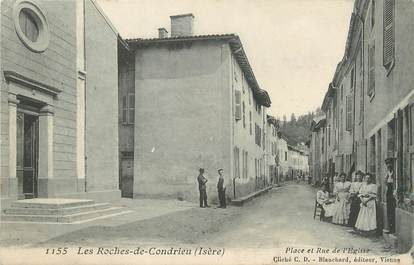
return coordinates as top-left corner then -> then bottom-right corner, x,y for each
332,173 -> 351,225
355,173 -> 378,232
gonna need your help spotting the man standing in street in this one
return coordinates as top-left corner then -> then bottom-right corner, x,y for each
197,168 -> 209,208
217,168 -> 226,208
384,158 -> 396,234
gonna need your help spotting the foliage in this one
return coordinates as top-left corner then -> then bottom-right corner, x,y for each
277,111 -> 318,146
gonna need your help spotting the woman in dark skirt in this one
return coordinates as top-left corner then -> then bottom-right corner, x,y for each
348,170 -> 364,227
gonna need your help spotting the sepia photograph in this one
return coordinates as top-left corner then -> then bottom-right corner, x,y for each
0,0 -> 413,264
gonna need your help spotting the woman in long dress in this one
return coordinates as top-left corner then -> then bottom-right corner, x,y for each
348,171 -> 364,227
316,185 -> 335,218
355,173 -> 377,232
332,173 -> 351,225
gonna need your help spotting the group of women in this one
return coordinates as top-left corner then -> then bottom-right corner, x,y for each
316,171 -> 378,233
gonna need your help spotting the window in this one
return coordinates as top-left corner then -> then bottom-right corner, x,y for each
248,88 -> 251,105
234,146 -> 240,179
369,135 -> 376,174
368,44 -> 375,98
249,111 -> 252,135
371,0 -> 375,31
341,85 -> 344,101
321,136 -> 324,154
255,124 -> 261,147
346,95 -> 353,131
235,90 -> 241,120
383,0 -> 395,71
122,93 -> 135,124
242,76 -> 245,94
328,125 -> 331,146
19,10 -> 39,42
242,102 -> 246,128
263,132 -> 266,151
340,109 -> 344,140
350,68 -> 355,91
13,2 -> 50,53
285,151 -> 288,161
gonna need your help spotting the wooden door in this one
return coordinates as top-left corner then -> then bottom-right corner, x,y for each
17,113 -> 39,199
121,158 -> 134,198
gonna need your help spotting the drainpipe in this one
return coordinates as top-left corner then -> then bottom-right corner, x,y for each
233,177 -> 236,199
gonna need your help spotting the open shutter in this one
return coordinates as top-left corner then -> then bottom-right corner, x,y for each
368,44 -> 375,97
383,0 -> 395,69
235,90 -> 241,120
346,95 -> 353,131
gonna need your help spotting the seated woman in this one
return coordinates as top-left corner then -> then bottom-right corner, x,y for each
348,171 -> 364,227
332,173 -> 351,225
316,185 -> 335,218
355,173 -> 377,233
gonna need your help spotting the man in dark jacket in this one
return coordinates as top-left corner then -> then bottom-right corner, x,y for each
217,168 -> 226,208
197,168 -> 209,208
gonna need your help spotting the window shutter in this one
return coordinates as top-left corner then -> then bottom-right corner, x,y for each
128,93 -> 135,124
368,44 -> 375,97
346,95 -> 353,131
235,90 -> 241,120
383,0 -> 395,68
122,95 -> 127,123
242,102 -> 246,128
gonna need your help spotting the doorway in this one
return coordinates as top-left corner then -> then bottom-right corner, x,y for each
120,156 -> 134,198
16,111 -> 39,199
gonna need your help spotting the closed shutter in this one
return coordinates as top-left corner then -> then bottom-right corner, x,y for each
122,95 -> 127,123
383,0 -> 395,69
346,95 -> 353,131
128,93 -> 135,124
368,44 -> 375,97
235,90 -> 241,120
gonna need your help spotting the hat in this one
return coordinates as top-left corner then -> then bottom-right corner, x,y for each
199,168 -> 205,173
217,168 -> 223,173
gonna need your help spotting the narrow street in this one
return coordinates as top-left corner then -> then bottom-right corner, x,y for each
36,183 -> 390,255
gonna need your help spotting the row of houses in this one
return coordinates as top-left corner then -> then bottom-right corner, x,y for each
118,13 -> 309,201
309,0 -> 413,253
0,0 -> 309,213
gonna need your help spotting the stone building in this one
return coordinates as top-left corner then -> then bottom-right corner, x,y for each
276,132 -> 289,181
309,115 -> 326,185
0,0 -> 120,207
118,14 -> 271,202
265,115 -> 280,185
310,0 -> 413,253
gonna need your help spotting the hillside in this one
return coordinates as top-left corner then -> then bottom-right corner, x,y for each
277,110 -> 320,146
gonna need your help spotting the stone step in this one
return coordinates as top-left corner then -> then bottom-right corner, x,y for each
2,207 -> 128,223
4,203 -> 110,216
11,199 -> 95,209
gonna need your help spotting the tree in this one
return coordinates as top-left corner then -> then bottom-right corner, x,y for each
290,113 -> 296,122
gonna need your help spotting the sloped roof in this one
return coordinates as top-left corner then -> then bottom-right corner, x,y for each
126,34 -> 271,107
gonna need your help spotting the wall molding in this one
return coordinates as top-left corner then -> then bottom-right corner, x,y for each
4,70 -> 62,98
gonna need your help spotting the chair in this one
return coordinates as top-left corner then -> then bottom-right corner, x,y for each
313,200 -> 325,221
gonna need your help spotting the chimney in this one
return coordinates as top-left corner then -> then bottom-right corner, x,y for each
158,28 -> 168,38
170,13 -> 194,37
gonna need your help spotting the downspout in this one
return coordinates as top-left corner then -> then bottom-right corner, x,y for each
83,0 -> 87,192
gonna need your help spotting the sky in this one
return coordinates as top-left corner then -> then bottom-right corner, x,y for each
97,0 -> 354,119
